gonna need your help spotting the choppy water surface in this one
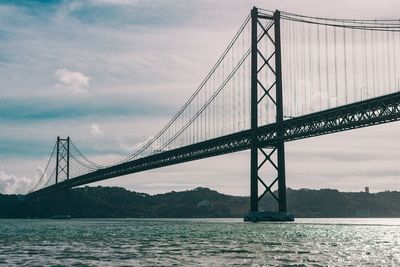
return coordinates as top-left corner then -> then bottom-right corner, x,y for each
0,218 -> 399,266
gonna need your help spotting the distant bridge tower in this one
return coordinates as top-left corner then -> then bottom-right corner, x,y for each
247,7 -> 291,221
53,136 -> 71,217
56,136 -> 70,184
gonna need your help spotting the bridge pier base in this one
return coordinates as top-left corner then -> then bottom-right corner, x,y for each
244,211 -> 294,222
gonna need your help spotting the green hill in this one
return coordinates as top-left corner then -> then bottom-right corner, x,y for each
1,187 -> 400,218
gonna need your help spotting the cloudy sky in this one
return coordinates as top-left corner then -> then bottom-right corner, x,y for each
1,0 -> 400,195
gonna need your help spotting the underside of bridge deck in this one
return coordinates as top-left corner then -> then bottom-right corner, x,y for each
28,90 -> 400,198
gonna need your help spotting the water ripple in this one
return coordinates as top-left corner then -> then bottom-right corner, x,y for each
0,218 -> 399,266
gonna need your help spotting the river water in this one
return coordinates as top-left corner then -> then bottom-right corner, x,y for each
0,218 -> 399,266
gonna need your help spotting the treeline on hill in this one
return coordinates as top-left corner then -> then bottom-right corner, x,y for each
1,187 -> 400,218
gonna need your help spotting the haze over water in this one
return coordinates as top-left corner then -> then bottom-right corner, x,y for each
0,218 -> 399,266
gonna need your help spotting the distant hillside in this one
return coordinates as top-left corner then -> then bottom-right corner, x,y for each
1,187 -> 400,218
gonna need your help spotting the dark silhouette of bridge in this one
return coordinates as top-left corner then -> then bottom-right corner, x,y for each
28,7 -> 400,221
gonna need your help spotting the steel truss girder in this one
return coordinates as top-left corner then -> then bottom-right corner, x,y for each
27,91 -> 400,199
258,91 -> 400,145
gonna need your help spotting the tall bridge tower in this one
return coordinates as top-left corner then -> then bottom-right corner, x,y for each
53,136 -> 71,217
56,136 -> 70,184
247,8 -> 292,221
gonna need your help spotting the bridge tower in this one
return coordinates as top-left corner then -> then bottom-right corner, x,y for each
246,7 -> 293,221
53,136 -> 71,218
56,136 -> 70,184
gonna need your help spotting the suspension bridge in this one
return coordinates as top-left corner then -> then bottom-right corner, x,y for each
27,7 -> 400,221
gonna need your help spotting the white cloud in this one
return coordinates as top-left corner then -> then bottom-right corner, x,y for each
90,123 -> 104,137
116,135 -> 154,152
0,171 -> 32,195
55,69 -> 91,93
116,136 -> 139,152
32,167 -> 46,189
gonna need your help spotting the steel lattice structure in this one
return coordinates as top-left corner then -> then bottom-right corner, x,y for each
28,90 -> 400,198
56,137 -> 70,184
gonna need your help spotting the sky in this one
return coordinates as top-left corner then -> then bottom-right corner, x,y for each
1,0 -> 400,195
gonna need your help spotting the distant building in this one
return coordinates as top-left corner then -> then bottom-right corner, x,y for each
365,187 -> 369,193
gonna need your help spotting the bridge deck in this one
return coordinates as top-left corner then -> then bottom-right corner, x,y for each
28,91 -> 400,198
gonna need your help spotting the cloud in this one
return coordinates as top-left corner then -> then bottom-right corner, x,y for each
30,167 -> 48,191
88,0 -> 135,5
0,170 -> 32,194
55,69 -> 91,93
0,96 -> 172,123
2,0 -> 400,196
116,136 -> 138,152
116,135 -> 155,152
90,123 -> 104,137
